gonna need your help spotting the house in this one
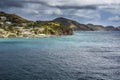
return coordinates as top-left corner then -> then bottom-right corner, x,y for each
6,21 -> 11,25
39,28 -> 45,32
0,16 -> 6,21
21,23 -> 27,27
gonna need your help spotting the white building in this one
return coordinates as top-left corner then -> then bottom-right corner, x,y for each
0,16 -> 6,21
21,23 -> 27,26
6,21 -> 11,25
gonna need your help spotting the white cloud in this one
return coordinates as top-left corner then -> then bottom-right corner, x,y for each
43,8 -> 62,15
39,0 -> 120,8
23,0 -> 120,16
108,16 -> 120,21
74,10 -> 100,20
1,0 -> 120,26
99,4 -> 120,9
41,0 -> 120,6
22,3 -> 63,15
98,4 -> 120,15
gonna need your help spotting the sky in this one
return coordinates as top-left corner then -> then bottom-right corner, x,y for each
0,0 -> 120,27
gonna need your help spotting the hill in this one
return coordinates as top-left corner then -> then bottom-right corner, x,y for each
0,11 -> 120,38
0,12 -> 73,38
0,11 -> 30,24
54,17 -> 119,31
54,17 -> 93,31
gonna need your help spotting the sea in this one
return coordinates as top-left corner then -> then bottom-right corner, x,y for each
0,31 -> 120,80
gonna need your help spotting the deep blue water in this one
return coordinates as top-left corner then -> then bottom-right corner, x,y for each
0,31 -> 120,80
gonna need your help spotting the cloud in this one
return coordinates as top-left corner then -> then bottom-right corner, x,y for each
0,0 -> 120,26
108,16 -> 120,22
1,0 -> 120,13
20,0 -> 97,10
1,0 -> 120,9
98,4 -> 120,14
0,0 -> 23,8
74,10 -> 100,20
22,3 -> 63,15
37,0 -> 120,6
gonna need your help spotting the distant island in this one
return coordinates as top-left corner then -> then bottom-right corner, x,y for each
0,11 -> 120,38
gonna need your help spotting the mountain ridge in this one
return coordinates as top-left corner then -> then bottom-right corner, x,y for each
0,12 -> 74,38
53,17 -> 120,31
0,11 -> 120,38
1,11 -> 119,31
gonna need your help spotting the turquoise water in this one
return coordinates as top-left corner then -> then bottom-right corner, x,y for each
0,31 -> 120,80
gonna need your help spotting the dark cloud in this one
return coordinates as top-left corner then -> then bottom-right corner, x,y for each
21,0 -> 48,6
0,0 -> 97,10
21,0 -> 97,10
55,5 -> 97,10
0,0 -> 23,8
0,0 -> 119,26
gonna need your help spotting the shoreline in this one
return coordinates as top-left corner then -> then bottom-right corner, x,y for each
0,31 -> 120,38
0,34 -> 60,38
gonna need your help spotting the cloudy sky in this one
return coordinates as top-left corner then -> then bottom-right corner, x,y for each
0,0 -> 120,26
